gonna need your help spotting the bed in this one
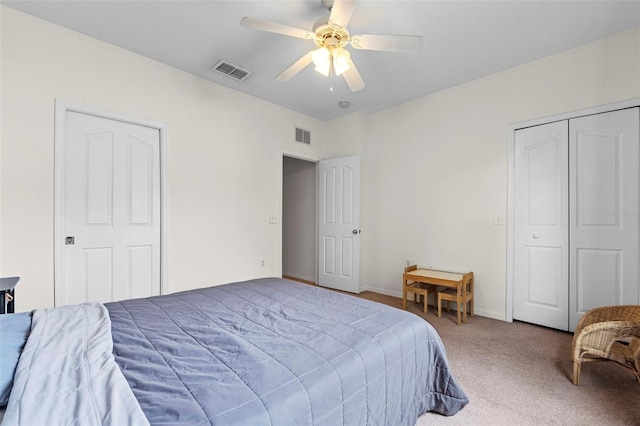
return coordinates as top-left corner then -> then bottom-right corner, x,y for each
1,277 -> 468,425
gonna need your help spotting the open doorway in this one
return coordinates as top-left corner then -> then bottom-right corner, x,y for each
282,156 -> 317,285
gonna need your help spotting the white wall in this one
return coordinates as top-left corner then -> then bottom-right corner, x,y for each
358,28 -> 640,320
2,5 -> 639,321
0,6 -> 325,311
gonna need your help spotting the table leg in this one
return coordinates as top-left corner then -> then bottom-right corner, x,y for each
456,284 -> 462,326
423,292 -> 428,314
402,278 -> 407,310
470,276 -> 474,316
462,293 -> 468,323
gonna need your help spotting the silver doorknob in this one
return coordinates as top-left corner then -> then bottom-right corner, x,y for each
533,234 -> 540,239
352,229 -> 361,234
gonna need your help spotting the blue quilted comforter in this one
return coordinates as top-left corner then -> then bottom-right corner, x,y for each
107,278 -> 468,425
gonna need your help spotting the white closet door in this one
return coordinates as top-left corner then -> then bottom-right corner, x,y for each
61,111 -> 161,305
569,108 -> 640,330
514,121 -> 570,330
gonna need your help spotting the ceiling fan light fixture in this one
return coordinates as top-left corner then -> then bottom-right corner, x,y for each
312,47 -> 331,76
332,47 -> 351,76
314,62 -> 331,76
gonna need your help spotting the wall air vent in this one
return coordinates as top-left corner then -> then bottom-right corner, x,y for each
295,127 -> 311,145
212,60 -> 252,82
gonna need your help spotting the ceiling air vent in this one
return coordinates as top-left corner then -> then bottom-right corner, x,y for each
212,60 -> 251,82
295,127 -> 311,145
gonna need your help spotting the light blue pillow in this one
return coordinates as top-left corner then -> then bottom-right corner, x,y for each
0,312 -> 32,407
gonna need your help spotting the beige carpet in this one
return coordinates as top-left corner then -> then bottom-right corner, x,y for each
356,291 -> 640,426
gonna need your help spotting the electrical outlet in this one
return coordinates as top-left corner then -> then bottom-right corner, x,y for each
406,260 -> 411,267
260,259 -> 266,268
494,214 -> 503,225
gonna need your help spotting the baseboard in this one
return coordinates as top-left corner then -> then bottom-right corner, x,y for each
472,309 -> 506,322
361,285 -> 507,322
360,285 -> 402,299
283,274 -> 316,286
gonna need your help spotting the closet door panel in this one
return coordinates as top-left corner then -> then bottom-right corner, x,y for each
514,121 -> 569,330
575,248 -> 620,309
569,107 -> 640,330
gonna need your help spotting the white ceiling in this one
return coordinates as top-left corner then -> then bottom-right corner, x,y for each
3,0 -> 639,121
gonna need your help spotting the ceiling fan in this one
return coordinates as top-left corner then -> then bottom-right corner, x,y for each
240,0 -> 423,92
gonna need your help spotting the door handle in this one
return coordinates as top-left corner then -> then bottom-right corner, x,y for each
65,236 -> 75,245
532,234 -> 540,239
352,229 -> 361,235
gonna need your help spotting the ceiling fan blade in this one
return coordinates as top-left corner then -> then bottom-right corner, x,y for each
350,34 -> 423,53
240,17 -> 314,40
276,51 -> 313,82
328,0 -> 358,29
342,58 -> 365,92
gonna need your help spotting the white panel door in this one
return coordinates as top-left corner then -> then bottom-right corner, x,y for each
569,108 -> 640,330
318,155 -> 361,293
60,111 -> 161,305
514,121 -> 570,330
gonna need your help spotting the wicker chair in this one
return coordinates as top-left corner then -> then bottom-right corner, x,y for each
572,305 -> 640,386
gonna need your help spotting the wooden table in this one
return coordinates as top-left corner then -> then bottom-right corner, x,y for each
402,268 -> 474,325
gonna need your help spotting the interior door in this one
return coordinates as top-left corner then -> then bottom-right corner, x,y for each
59,111 -> 161,306
569,108 -> 640,330
513,121 -> 570,330
318,155 -> 361,293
